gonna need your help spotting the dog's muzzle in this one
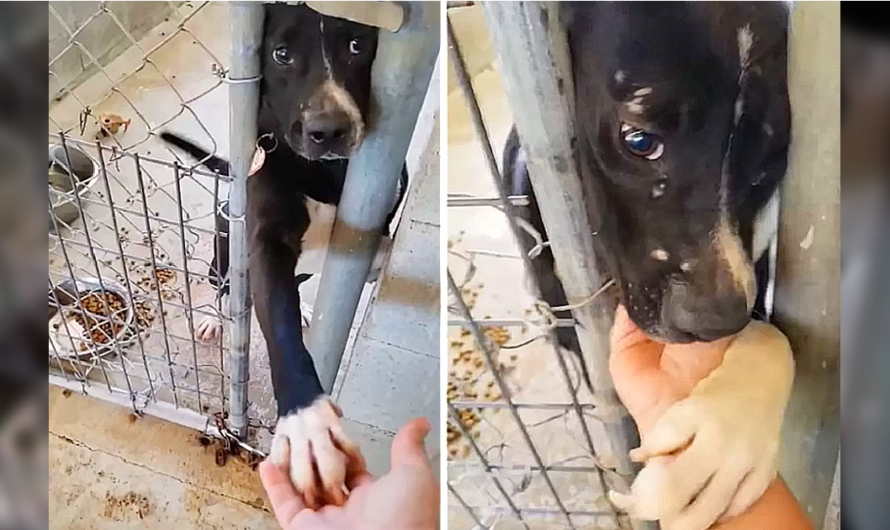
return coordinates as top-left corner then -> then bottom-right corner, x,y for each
296,80 -> 365,160
657,275 -> 751,343
301,110 -> 354,159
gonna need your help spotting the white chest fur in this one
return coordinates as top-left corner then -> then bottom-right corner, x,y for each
295,197 -> 338,275
752,190 -> 780,261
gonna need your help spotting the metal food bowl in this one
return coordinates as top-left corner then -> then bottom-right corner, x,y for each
48,143 -> 101,228
48,277 -> 135,360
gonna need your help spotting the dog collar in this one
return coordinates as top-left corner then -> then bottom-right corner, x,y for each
249,133 -> 278,177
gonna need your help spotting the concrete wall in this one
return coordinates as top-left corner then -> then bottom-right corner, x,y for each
49,1 -> 178,101
774,2 -> 841,528
333,111 -> 442,477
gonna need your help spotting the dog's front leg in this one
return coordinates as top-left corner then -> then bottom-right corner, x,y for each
195,211 -> 231,343
251,237 -> 364,509
610,321 -> 795,530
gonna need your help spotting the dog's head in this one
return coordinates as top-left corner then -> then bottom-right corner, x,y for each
262,4 -> 379,160
565,2 -> 790,342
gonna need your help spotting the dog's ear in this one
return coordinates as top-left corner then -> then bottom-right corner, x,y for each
560,2 -> 591,36
559,3 -> 575,30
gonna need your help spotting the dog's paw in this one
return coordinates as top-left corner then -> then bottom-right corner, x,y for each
366,236 -> 392,283
268,397 -> 365,509
615,321 -> 795,530
195,315 -> 223,342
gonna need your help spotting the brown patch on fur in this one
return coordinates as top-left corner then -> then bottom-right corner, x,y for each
713,216 -> 756,309
319,80 -> 365,151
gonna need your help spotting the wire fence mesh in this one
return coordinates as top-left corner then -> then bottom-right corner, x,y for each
445,4 -> 637,530
47,1 -> 249,437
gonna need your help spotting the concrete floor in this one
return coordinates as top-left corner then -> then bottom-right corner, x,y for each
48,386 -> 278,530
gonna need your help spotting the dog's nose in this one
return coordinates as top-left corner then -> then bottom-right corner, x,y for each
302,111 -> 351,151
661,278 -> 750,342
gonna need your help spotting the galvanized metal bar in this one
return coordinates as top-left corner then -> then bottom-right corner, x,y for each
227,1 -> 264,438
448,317 -> 575,328
173,163 -> 203,412
95,144 -> 156,401
481,2 -> 643,497
450,400 -> 594,411
308,1 -> 440,391
213,169 -> 228,412
772,2 -> 841,524
447,195 -> 529,207
133,153 -> 179,408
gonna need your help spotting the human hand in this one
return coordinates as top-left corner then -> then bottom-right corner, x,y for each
608,305 -> 795,530
260,418 -> 439,530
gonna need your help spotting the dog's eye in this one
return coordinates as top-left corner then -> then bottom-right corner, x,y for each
621,125 -> 664,160
272,46 -> 292,65
349,39 -> 362,55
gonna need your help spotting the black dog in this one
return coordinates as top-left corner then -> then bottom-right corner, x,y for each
504,2 -> 790,363
161,4 -> 407,506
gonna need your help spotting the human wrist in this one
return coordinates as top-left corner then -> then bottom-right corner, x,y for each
713,477 -> 812,529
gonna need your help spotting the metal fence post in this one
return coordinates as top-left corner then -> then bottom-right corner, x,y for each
307,2 -> 440,392
227,1 -> 263,438
481,3 -> 653,526
773,2 -> 841,524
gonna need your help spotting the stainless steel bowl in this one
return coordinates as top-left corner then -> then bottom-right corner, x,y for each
48,143 -> 101,228
48,277 -> 136,360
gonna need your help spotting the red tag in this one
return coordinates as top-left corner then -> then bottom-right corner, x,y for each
248,146 -> 265,177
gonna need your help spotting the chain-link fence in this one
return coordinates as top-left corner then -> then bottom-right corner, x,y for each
47,1 -> 259,457
445,3 -> 645,529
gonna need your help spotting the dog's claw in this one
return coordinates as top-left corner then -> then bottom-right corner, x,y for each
270,397 -> 365,510
195,315 -> 223,343
608,490 -> 634,512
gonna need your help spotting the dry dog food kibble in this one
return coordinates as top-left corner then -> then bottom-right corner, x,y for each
65,291 -> 127,349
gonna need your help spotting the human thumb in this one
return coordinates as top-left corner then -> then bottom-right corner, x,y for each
390,417 -> 431,469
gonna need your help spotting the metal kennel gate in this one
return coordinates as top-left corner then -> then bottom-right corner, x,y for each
445,3 -> 649,529
48,0 -> 438,455
48,0 -> 244,442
